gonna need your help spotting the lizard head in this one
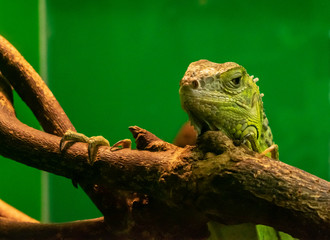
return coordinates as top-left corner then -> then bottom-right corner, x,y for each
179,59 -> 263,141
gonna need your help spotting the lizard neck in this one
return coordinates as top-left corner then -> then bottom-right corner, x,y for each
259,110 -> 275,152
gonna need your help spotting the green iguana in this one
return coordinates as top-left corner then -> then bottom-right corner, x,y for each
179,59 -> 295,240
179,59 -> 278,159
60,60 -> 278,161
59,59 -> 291,239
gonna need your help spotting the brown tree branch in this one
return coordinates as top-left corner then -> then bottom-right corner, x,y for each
0,35 -> 329,240
0,200 -> 39,223
0,217 -> 109,240
0,35 -> 75,136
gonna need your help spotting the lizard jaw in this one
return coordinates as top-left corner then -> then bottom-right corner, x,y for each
179,85 -> 260,139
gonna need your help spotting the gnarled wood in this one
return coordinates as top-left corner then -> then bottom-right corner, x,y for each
0,35 -> 329,240
0,35 -> 75,136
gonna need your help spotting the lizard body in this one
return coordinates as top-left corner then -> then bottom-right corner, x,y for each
179,60 -> 277,158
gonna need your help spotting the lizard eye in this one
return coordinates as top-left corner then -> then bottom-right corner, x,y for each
231,76 -> 241,85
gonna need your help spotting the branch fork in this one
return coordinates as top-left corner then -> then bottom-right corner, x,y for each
0,35 -> 329,240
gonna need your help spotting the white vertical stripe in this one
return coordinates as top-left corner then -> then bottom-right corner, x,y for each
38,0 -> 50,223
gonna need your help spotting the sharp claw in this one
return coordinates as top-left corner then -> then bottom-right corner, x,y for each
88,145 -> 98,165
88,143 -> 94,165
110,139 -> 132,151
261,144 -> 279,159
87,136 -> 110,165
60,130 -> 77,151
60,138 -> 65,151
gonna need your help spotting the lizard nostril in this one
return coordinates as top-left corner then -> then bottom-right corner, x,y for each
192,80 -> 199,89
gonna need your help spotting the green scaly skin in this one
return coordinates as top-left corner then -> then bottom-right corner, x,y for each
179,59 -> 278,159
180,61 -> 289,239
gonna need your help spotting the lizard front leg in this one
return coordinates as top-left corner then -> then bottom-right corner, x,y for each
240,126 -> 262,153
240,127 -> 279,159
60,130 -> 131,165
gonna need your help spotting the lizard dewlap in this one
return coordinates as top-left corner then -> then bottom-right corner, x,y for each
179,59 -> 278,158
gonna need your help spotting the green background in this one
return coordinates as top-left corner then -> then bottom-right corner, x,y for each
0,0 -> 329,223
0,0 -> 41,221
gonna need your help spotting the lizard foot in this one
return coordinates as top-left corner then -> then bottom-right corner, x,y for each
60,130 -> 110,165
261,144 -> 279,159
110,139 -> 132,151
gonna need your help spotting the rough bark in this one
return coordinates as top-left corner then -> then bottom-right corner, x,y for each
0,35 -> 329,240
